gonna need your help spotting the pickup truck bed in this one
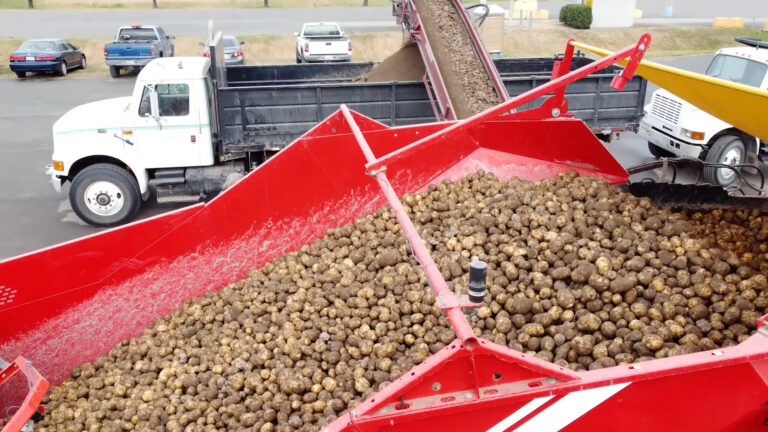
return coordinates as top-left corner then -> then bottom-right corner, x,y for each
215,57 -> 647,158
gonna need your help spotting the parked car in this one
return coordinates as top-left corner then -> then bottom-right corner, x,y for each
104,25 -> 175,78
294,22 -> 351,63
8,39 -> 86,78
202,34 -> 245,65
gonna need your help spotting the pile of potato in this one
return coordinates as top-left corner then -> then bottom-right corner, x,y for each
37,171 -> 767,432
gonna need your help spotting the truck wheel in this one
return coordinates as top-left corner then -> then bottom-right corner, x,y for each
58,61 -> 68,76
647,141 -> 673,158
69,163 -> 141,227
109,66 -> 120,78
296,56 -> 302,64
703,135 -> 746,187
15,71 -> 26,78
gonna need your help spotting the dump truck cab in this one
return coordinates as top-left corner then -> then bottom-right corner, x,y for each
639,42 -> 768,186
49,57 -> 216,226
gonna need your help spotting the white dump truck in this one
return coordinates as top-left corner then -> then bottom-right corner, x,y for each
639,38 -> 768,187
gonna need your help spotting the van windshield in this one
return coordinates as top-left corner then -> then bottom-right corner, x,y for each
706,54 -> 766,88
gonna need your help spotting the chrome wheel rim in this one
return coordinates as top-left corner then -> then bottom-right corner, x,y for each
718,146 -> 742,182
84,181 -> 124,216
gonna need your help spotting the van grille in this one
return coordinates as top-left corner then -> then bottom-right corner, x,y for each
649,93 -> 682,125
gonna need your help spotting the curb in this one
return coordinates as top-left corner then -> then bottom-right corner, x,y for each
712,17 -> 744,28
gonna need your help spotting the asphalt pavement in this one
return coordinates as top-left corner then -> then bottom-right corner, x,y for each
2,0 -> 767,39
0,76 -> 188,259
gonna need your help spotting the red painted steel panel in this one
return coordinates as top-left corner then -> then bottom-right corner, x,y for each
0,111 -> 464,408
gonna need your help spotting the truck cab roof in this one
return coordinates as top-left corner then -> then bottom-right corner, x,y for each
119,24 -> 161,30
303,22 -> 340,27
716,46 -> 768,65
138,57 -> 210,81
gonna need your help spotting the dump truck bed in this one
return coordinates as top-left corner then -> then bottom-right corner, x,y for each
217,58 -> 646,153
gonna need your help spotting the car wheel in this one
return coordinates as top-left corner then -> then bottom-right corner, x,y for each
69,163 -> 141,227
15,71 -> 26,78
80,55 -> 86,69
109,65 -> 120,78
58,61 -> 68,76
296,56 -> 302,64
702,134 -> 746,187
647,141 -> 674,158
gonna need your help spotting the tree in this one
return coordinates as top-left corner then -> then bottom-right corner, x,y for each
27,0 -> 33,8
264,0 -> 269,6
152,0 -> 157,8
363,0 -> 368,5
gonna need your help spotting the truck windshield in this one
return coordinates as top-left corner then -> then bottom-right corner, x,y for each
303,25 -> 341,37
706,54 -> 766,88
118,28 -> 159,42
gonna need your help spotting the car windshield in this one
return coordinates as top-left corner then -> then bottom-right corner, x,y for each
303,25 -> 341,37
19,41 -> 57,51
223,37 -> 239,48
118,28 -> 159,42
706,54 -> 767,88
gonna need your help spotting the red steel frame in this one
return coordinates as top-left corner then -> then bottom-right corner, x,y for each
393,0 -> 509,120
0,357 -> 48,432
2,35 -> 768,432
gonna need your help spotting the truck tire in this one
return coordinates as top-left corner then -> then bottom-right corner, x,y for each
109,66 -> 120,78
296,55 -> 303,64
703,134 -> 746,187
58,61 -> 68,76
647,141 -> 673,158
69,163 -> 141,227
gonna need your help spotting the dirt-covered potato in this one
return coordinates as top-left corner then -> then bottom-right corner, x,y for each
37,171 -> 767,432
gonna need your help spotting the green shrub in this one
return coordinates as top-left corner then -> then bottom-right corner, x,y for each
560,4 -> 592,29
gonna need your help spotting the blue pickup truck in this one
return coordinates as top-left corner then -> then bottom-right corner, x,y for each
104,25 -> 175,78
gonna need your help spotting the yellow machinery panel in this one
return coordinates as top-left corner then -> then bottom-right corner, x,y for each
573,41 -> 768,142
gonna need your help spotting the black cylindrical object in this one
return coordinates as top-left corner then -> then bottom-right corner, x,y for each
468,260 -> 487,304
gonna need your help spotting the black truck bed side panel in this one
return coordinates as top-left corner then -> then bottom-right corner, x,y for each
217,58 -> 646,152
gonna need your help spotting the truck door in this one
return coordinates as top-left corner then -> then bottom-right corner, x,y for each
133,82 -> 207,169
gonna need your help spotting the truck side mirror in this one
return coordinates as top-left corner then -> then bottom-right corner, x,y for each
149,90 -> 161,128
240,41 -> 245,45
168,35 -> 175,40
142,84 -> 163,129
293,32 -> 299,37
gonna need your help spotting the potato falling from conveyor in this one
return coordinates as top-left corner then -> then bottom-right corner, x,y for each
392,0 -> 509,120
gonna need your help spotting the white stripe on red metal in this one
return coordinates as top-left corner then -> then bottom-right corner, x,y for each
513,383 -> 631,432
486,396 -> 555,432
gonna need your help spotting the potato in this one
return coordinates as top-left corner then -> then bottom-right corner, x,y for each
38,171 -> 768,431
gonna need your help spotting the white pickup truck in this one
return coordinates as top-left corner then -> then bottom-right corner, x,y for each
639,38 -> 768,187
294,22 -> 351,63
